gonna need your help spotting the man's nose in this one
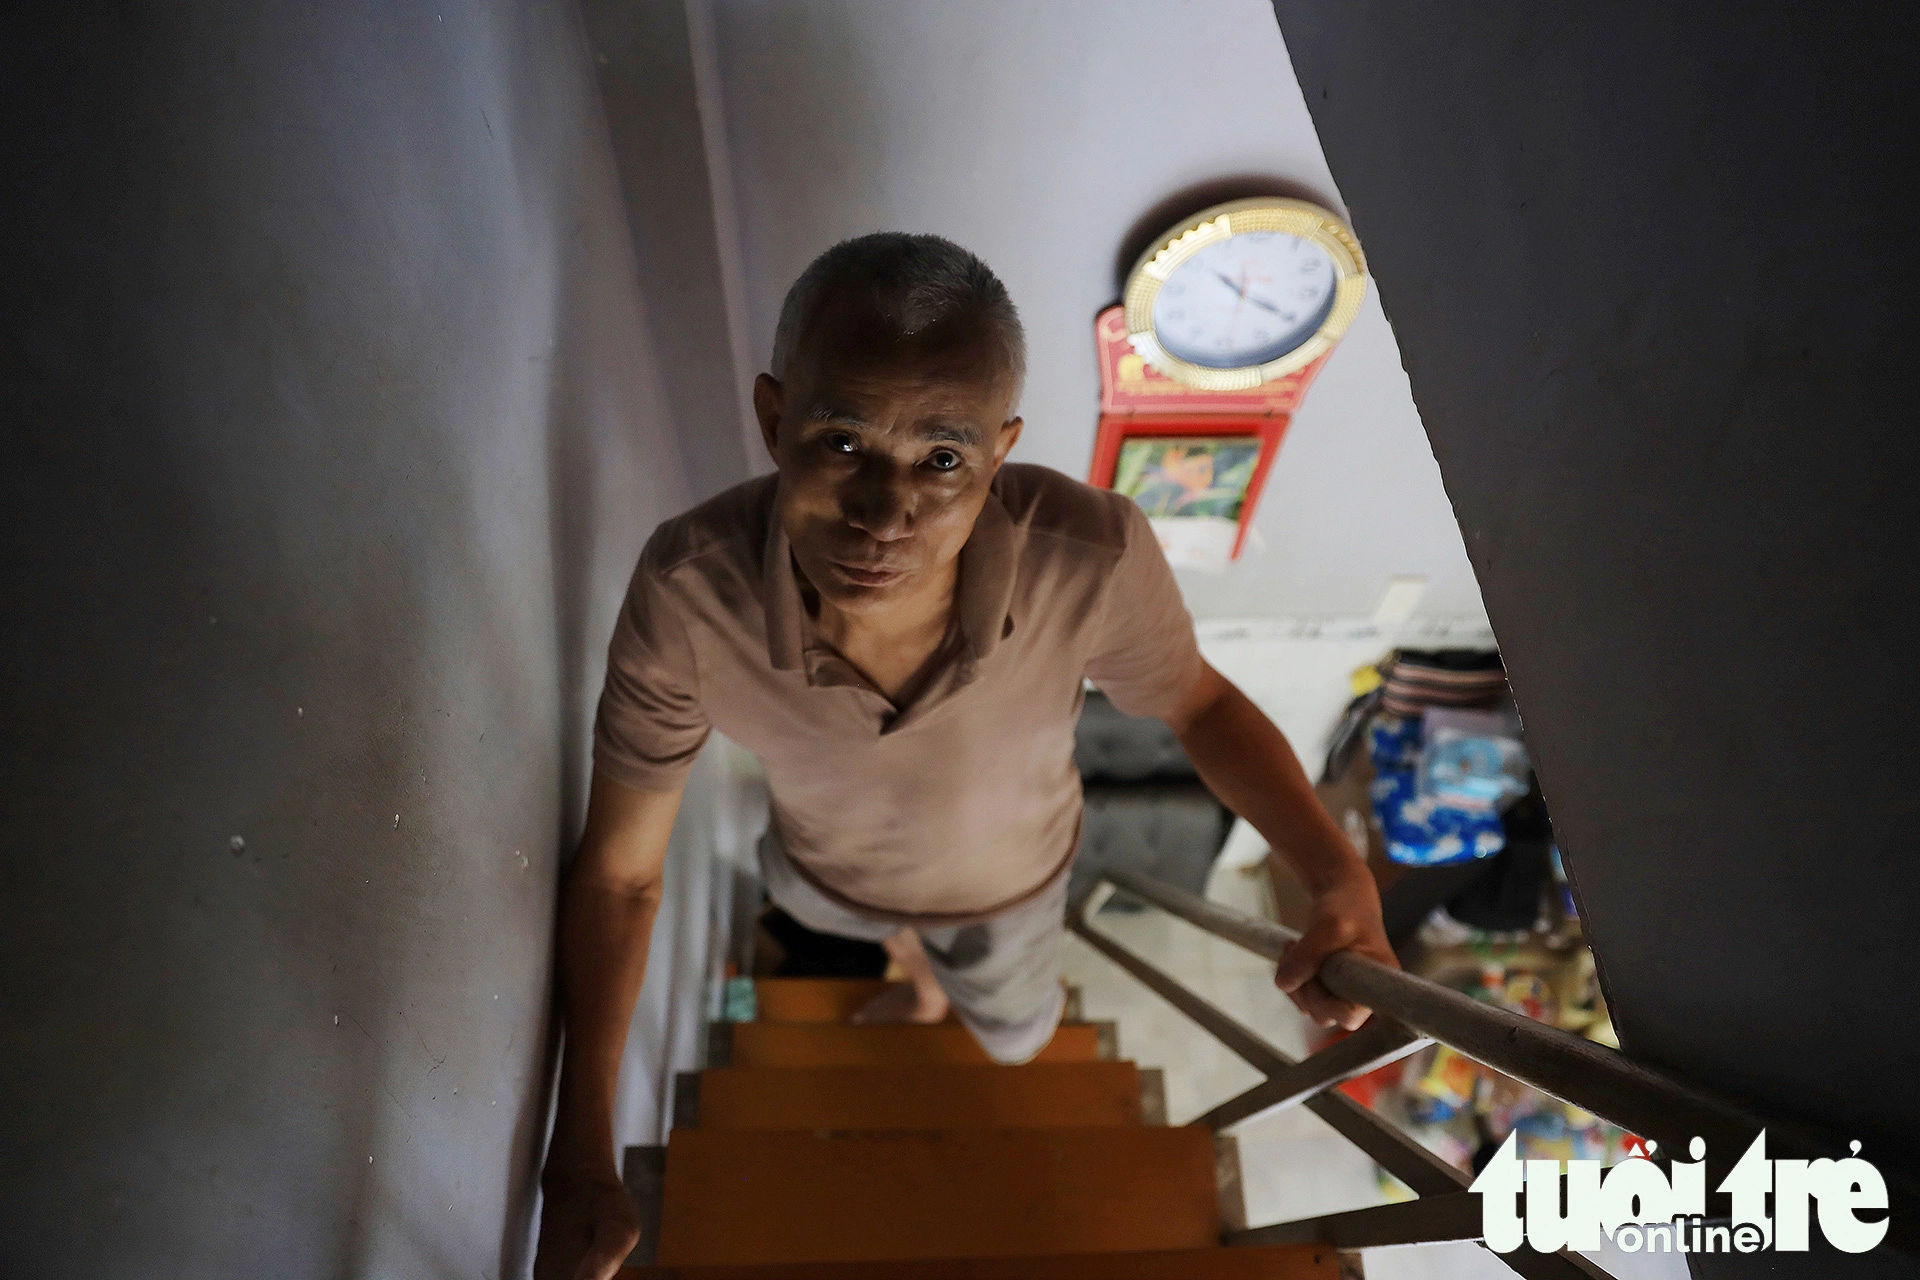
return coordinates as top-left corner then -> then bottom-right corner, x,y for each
841,459 -> 912,542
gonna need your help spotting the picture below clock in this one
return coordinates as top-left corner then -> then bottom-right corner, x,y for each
1123,196 -> 1367,391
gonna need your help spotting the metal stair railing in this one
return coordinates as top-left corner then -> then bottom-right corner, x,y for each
1071,866 -> 1916,1280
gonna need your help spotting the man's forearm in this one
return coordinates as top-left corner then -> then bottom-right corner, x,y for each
534,777 -> 681,1278
549,864 -> 663,1176
1170,673 -> 1365,892
1164,664 -> 1395,1028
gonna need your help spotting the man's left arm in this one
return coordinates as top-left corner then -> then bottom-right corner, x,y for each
1160,660 -> 1399,1029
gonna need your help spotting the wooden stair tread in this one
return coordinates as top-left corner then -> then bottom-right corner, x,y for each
656,1126 -> 1221,1266
624,1242 -> 1340,1278
753,977 -> 887,1023
690,1062 -> 1145,1129
725,1020 -> 1106,1068
753,977 -> 1080,1024
754,977 -> 950,1023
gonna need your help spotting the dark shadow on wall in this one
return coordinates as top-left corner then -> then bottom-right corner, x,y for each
528,139 -> 594,1280
1111,172 -> 1345,292
1269,3 -> 1920,1276
582,0 -> 750,503
525,0 -> 724,1266
703,0 -> 890,369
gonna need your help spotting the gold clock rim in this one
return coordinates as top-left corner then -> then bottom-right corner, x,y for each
1123,196 -> 1368,390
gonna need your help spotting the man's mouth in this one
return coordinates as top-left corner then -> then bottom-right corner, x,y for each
829,559 -> 905,587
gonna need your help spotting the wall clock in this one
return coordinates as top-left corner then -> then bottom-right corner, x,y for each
1090,197 -> 1366,572
1123,196 -> 1367,391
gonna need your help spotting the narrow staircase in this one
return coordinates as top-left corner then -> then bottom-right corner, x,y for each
620,977 -> 1347,1278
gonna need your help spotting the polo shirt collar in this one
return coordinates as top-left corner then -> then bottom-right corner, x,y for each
762,484 -> 1019,679
763,507 -> 808,674
956,485 -> 1018,663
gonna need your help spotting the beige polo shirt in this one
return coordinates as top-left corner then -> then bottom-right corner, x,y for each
591,462 -> 1205,925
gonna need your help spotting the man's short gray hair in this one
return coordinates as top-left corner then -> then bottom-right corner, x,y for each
770,232 -> 1025,398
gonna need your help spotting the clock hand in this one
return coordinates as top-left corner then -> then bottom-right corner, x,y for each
1215,265 -> 1289,321
1228,265 -> 1250,348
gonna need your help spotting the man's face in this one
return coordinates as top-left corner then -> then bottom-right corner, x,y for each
754,291 -> 1023,616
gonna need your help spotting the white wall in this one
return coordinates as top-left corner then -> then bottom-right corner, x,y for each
705,0 -> 1487,622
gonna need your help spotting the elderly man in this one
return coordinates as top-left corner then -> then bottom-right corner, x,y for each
535,233 -> 1396,1278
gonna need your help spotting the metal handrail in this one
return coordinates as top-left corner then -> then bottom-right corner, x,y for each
1073,866 -> 1916,1273
1096,867 -> 1764,1159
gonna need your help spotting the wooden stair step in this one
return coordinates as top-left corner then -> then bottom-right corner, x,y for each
723,1020 -> 1108,1068
656,1126 -> 1221,1266
687,1062 -> 1146,1129
754,977 -> 895,1023
752,978 -> 1081,1024
623,1242 -> 1341,1278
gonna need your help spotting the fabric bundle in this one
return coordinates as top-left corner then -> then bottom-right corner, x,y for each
1380,649 -> 1508,718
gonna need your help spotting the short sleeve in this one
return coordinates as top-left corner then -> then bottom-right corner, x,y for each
1083,498 -> 1207,718
591,539 -> 712,792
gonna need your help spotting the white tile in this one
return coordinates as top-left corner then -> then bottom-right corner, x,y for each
1360,1242 -> 1528,1280
1358,1240 -> 1693,1280
1237,1116 -> 1386,1225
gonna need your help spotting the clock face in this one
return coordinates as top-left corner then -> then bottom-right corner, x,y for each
1150,231 -> 1339,370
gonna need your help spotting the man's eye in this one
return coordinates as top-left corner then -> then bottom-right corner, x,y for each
927,449 -> 962,471
826,432 -> 858,454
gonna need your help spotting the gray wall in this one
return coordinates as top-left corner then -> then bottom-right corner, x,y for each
1271,3 -> 1920,1275
0,2 -> 730,1275
706,0 -> 1486,622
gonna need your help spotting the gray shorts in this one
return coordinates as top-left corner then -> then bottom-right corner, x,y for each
755,832 -> 1068,1065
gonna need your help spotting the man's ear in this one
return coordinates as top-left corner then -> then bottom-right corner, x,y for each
752,373 -> 784,460
992,415 -> 1024,467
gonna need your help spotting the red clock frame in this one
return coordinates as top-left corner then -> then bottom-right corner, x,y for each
1087,304 -> 1329,562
